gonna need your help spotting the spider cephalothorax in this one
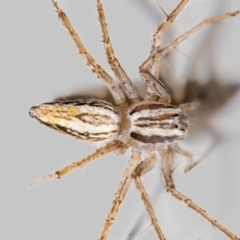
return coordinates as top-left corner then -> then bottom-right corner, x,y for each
128,102 -> 189,144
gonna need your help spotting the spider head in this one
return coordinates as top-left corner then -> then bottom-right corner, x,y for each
128,102 -> 189,145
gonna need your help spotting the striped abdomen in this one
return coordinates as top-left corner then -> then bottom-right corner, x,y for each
128,102 -> 189,144
29,99 -> 120,144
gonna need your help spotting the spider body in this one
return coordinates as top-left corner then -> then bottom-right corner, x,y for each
29,0 -> 240,239
30,99 -> 189,154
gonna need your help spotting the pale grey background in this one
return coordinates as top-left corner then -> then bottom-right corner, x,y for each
1,0 -> 240,240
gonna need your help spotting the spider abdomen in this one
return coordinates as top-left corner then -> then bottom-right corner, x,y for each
29,98 -> 120,144
128,102 -> 189,144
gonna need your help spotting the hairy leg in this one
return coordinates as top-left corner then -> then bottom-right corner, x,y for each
142,10 -> 240,72
150,0 -> 189,79
29,140 -> 122,186
141,0 -> 188,101
97,0 -> 139,103
132,151 -> 166,240
99,148 -> 141,240
51,0 -> 126,106
159,145 -> 240,240
141,9 -> 240,101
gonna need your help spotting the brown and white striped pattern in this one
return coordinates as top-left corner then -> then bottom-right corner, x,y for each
128,102 -> 189,144
29,99 -> 120,144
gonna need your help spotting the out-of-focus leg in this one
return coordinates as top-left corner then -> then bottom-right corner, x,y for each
170,144 -> 195,172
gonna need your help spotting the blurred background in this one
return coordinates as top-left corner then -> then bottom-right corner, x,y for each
1,0 -> 240,239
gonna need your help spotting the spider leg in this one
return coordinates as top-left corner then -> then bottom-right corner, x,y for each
142,10 -> 240,73
150,0 -> 188,79
141,9 -> 240,101
51,0 -> 126,106
99,148 -> 141,240
97,0 -> 139,103
159,145 -> 240,240
140,70 -> 171,103
170,144 -> 196,172
132,151 -> 166,240
140,0 -> 188,101
29,140 -> 122,187
180,100 -> 200,111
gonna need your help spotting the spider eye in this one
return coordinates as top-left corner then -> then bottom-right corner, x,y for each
174,124 -> 178,128
173,114 -> 179,117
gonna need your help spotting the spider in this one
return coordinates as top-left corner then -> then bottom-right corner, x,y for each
29,0 -> 240,239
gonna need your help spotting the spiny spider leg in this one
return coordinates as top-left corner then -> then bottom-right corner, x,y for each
141,10 -> 240,75
143,0 -> 188,101
132,152 -> 166,240
150,0 -> 189,79
97,0 -> 139,103
51,0 -> 125,106
29,140 -> 122,186
141,70 -> 171,103
160,145 -> 240,240
170,144 -> 195,172
99,148 -> 141,240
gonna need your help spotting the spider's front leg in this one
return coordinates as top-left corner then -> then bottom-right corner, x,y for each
132,151 -> 166,240
142,9 -> 240,87
140,70 -> 171,103
150,0 -> 188,79
160,145 -> 240,240
170,144 -> 195,172
140,1 -> 240,102
99,148 -> 141,240
139,0 -> 188,101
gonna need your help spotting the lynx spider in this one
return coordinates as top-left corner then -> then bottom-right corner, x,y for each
29,0 -> 240,239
